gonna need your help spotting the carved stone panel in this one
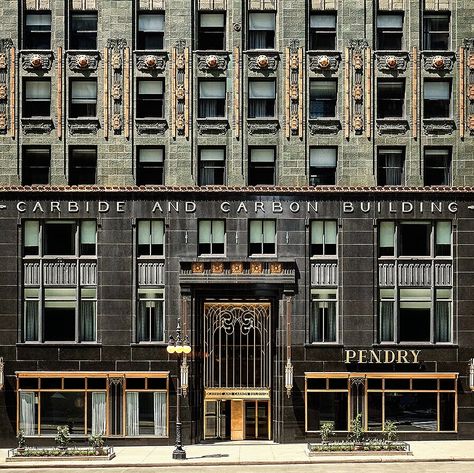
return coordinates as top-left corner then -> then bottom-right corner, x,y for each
247,120 -> 279,135
135,119 -> 168,135
376,53 -> 409,72
308,119 -> 341,135
68,118 -> 100,135
308,53 -> 341,73
248,52 -> 279,72
423,52 -> 455,72
197,119 -> 229,135
68,52 -> 100,72
197,53 -> 229,72
22,52 -> 53,72
135,53 -> 168,72
423,119 -> 455,135
376,119 -> 409,135
21,118 -> 54,134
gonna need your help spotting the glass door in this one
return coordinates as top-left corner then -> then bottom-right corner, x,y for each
244,401 -> 270,440
204,400 -> 230,440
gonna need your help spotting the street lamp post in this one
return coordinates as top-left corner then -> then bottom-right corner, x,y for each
167,318 -> 191,460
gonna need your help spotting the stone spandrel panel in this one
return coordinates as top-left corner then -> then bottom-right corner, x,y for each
311,0 -> 338,10
378,0 -> 405,10
139,0 -> 165,9
25,0 -> 50,9
248,0 -> 277,11
71,0 -> 97,10
198,0 -> 227,9
424,0 -> 451,10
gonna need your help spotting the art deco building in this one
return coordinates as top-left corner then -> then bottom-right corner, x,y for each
1,0 -> 474,445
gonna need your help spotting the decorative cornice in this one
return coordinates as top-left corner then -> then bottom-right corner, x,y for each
197,119 -> 229,135
376,119 -> 409,135
422,52 -> 456,72
21,118 -> 54,134
247,119 -> 279,135
68,118 -> 100,135
423,118 -> 456,135
247,52 -> 279,72
308,119 -> 341,135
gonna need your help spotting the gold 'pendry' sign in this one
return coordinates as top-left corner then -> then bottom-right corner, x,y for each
344,349 -> 421,364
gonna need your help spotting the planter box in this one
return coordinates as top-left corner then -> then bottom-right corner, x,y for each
305,447 -> 412,457
7,447 -> 115,462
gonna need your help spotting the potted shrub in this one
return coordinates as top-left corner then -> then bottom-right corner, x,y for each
384,420 -> 398,443
16,429 -> 26,454
349,413 -> 364,449
55,425 -> 71,451
88,433 -> 105,456
320,421 -> 335,444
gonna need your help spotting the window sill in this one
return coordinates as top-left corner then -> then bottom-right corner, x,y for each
376,118 -> 409,136
197,118 -> 229,135
135,118 -> 168,135
21,118 -> 54,135
17,342 -> 102,347
247,118 -> 279,135
305,343 -> 342,348
68,118 -> 100,135
131,342 -> 167,347
308,118 -> 341,135
423,118 -> 456,136
374,343 -> 458,348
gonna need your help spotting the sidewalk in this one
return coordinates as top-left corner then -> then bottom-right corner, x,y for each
2,440 -> 474,468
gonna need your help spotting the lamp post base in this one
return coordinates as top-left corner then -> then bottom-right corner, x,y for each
172,447 -> 187,460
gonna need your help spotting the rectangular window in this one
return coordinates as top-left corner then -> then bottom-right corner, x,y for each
137,290 -> 164,342
137,220 -> 165,257
309,147 -> 337,186
70,12 -> 98,50
198,80 -> 226,118
23,80 -> 51,118
379,289 -> 395,342
198,220 -> 225,256
137,80 -> 164,118
44,221 -> 76,255
377,148 -> 404,186
137,12 -> 164,50
378,221 -> 395,257
424,80 -> 451,118
310,220 -> 337,257
435,288 -> 452,343
435,221 -> 452,257
22,147 -> 50,185
199,148 -> 225,186
248,80 -> 275,118
424,148 -> 451,186
377,80 -> 405,118
125,390 -> 167,437
249,220 -> 276,255
137,148 -> 164,185
70,79 -> 97,118
69,147 -> 97,185
310,290 -> 337,343
400,222 -> 430,257
80,220 -> 97,256
198,12 -> 225,50
309,80 -> 337,118
309,13 -> 336,50
248,12 -> 275,49
399,288 -> 432,342
24,221 -> 40,256
376,13 -> 403,50
24,12 -> 52,49
248,148 -> 275,186
423,13 -> 450,50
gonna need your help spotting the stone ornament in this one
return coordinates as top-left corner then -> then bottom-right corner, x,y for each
376,53 -> 408,72
257,55 -> 269,68
423,119 -> 455,135
353,84 -> 363,101
432,55 -> 445,69
469,115 -> 474,133
231,262 -> 243,274
68,118 -> 100,135
317,55 -> 330,69
21,118 -> 54,135
192,262 -> 204,273
68,53 -> 99,72
135,119 -> 168,135
290,115 -> 299,131
308,119 -> 341,135
248,53 -> 279,71
0,54 -> 6,70
175,85 -> 185,100
22,52 -> 53,72
112,114 -> 121,131
250,262 -> 263,274
386,56 -> 397,69
197,121 -> 229,135
233,22 -> 241,32
290,84 -> 298,100
308,53 -> 341,72
197,53 -> 228,72
0,113 -> 7,130
111,83 -> 122,101
353,115 -> 363,131
469,54 -> 474,70
136,53 -> 167,72
290,54 -> 299,70
176,54 -> 186,70
423,53 -> 454,72
353,53 -> 363,70
211,262 -> 224,274
206,55 -> 218,68
247,121 -> 279,135
111,52 -> 122,70
176,114 -> 185,130
76,55 -> 90,69
376,119 -> 409,135
0,83 -> 6,100
31,54 -> 43,68
469,85 -> 474,102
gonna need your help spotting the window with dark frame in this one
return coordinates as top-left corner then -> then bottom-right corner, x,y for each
23,80 -> 51,118
377,80 -> 405,118
310,148 -> 337,186
198,80 -> 226,118
69,147 -> 97,185
136,80 -> 164,118
137,220 -> 165,257
248,12 -> 275,49
248,80 -> 276,118
376,13 -> 403,50
424,80 -> 451,118
309,13 -> 337,50
137,148 -> 164,185
309,80 -> 337,118
249,219 -> 276,255
198,220 -> 225,256
310,290 -> 337,343
248,148 -> 275,186
137,12 -> 165,50
69,12 -> 98,50
22,147 -> 50,186
423,13 -> 450,50
310,220 -> 337,257
377,148 -> 404,186
424,148 -> 451,186
198,148 -> 225,186
23,12 -> 51,50
137,289 -> 165,343
198,12 -> 225,50
70,79 -> 97,118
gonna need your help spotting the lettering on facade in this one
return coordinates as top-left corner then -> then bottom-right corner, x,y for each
344,349 -> 421,364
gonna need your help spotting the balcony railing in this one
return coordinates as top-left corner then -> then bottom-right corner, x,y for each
379,260 -> 452,287
137,261 -> 165,286
311,262 -> 338,286
24,259 -> 97,286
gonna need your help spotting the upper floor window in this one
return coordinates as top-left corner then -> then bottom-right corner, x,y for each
23,80 -> 51,118
249,220 -> 276,256
248,12 -> 275,49
23,12 -> 51,50
309,80 -> 337,118
309,13 -> 336,50
22,147 -> 50,186
309,148 -> 337,186
137,148 -> 164,186
424,80 -> 451,118
137,80 -> 164,118
376,13 -> 403,50
248,148 -> 275,186
423,13 -> 450,50
424,148 -> 451,186
137,289 -> 164,343
198,13 -> 225,50
198,80 -> 226,118
377,80 -> 405,118
311,220 -> 337,257
377,148 -> 404,186
70,12 -> 98,50
199,148 -> 225,186
137,12 -> 164,50
69,147 -> 97,185
310,290 -> 337,343
198,220 -> 225,256
137,220 -> 164,257
70,79 -> 97,118
248,80 -> 275,118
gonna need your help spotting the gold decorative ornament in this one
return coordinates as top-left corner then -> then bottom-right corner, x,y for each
290,114 -> 299,131
386,56 -> 398,69
0,54 -> 6,70
469,54 -> 474,70
290,54 -> 299,70
257,54 -> 269,68
112,114 -> 121,130
469,115 -> 474,130
318,55 -> 330,69
290,84 -> 298,100
353,53 -> 363,70
353,115 -> 363,130
111,82 -> 122,100
111,52 -> 121,70
211,262 -> 224,273
145,55 -> 157,69
176,54 -> 186,70
469,85 -> 474,102
270,262 -> 282,274
0,113 -> 6,130
192,262 -> 204,273
176,114 -> 185,130
353,84 -> 363,101
230,262 -> 243,274
30,54 -> 43,68
206,55 -> 218,68
77,55 -> 89,68
432,55 -> 445,69
250,262 -> 263,274
175,85 -> 185,100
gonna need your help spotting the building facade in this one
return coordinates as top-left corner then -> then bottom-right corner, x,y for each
1,0 -> 474,446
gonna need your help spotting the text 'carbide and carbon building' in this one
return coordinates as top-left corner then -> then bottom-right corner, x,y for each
1,0 -> 474,446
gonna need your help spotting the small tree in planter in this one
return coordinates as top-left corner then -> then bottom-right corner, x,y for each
16,429 -> 27,453
350,413 -> 365,446
320,421 -> 335,444
88,433 -> 105,455
384,420 -> 398,443
55,426 -> 71,451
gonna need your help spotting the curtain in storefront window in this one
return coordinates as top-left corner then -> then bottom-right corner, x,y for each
153,392 -> 167,437
19,392 -> 35,436
25,300 -> 39,342
380,300 -> 394,342
80,300 -> 95,342
435,300 -> 450,342
91,392 -> 106,435
126,392 -> 139,436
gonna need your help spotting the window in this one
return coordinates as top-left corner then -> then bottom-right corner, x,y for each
435,221 -> 452,257
249,220 -> 276,255
248,148 -> 275,186
248,80 -> 275,118
309,80 -> 337,118
310,220 -> 337,257
22,147 -> 50,185
376,14 -> 403,50
310,290 -> 337,343
424,148 -> 451,186
248,12 -> 275,49
377,148 -> 404,186
137,80 -> 164,118
400,222 -> 430,256
70,12 -> 98,50
70,80 -> 97,118
198,13 -> 225,50
309,13 -> 336,50
199,148 -> 225,185
423,13 -> 450,50
137,12 -> 164,50
198,80 -> 226,118
137,290 -> 164,342
310,148 -> 337,185
378,221 -> 395,257
23,12 -> 51,49
137,220 -> 164,257
137,148 -> 164,185
198,220 -> 225,256
377,80 -> 405,118
424,80 -> 451,118
69,147 -> 97,185
23,80 -> 51,118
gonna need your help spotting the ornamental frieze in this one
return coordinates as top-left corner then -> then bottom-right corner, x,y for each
376,119 -> 409,135
376,52 -> 409,72
21,52 -> 53,72
422,52 -> 455,72
197,53 -> 229,72
308,119 -> 341,135
68,52 -> 100,72
247,52 -> 279,72
21,118 -> 53,135
423,118 -> 456,135
247,120 -> 279,135
197,120 -> 229,135
135,52 -> 168,72
308,53 -> 341,73
135,119 -> 168,135
68,118 -> 100,135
